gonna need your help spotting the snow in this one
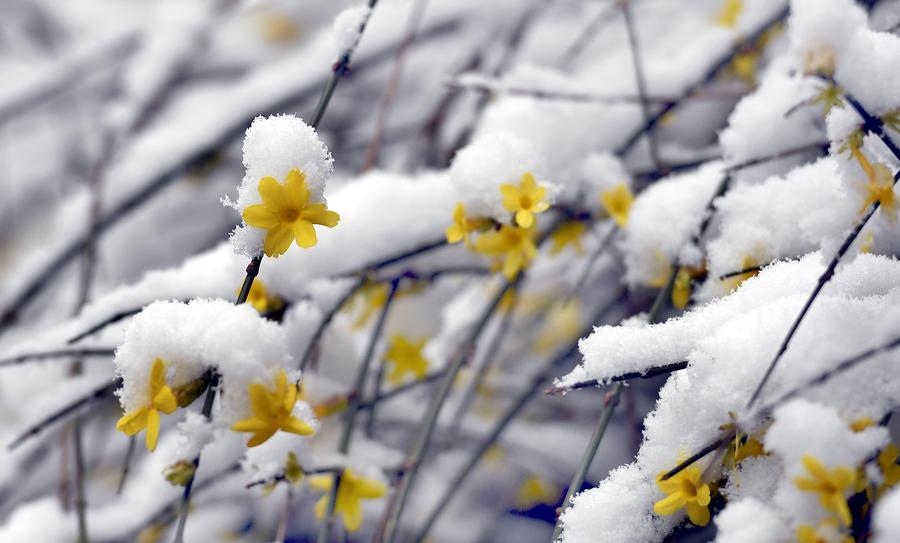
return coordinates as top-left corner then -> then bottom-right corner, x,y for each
713,498 -> 787,543
332,4 -> 373,59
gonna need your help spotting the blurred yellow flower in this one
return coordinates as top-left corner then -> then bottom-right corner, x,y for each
232,369 -> 315,447
549,221 -> 587,255
474,225 -> 538,280
501,172 -> 550,228
794,455 -> 856,527
310,469 -> 387,532
384,335 -> 429,385
714,0 -> 742,27
600,184 -> 634,228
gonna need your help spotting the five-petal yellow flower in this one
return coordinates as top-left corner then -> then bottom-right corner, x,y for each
384,335 -> 429,385
116,358 -> 178,452
474,225 -> 538,279
794,455 -> 856,527
501,172 -> 550,228
600,184 -> 634,228
242,168 -> 340,257
654,465 -> 712,526
232,368 -> 315,447
310,468 -> 387,532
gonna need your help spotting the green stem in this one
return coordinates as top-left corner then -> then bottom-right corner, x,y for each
551,383 -> 623,541
318,279 -> 399,543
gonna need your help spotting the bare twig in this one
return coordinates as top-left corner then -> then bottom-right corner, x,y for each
318,278 -> 399,543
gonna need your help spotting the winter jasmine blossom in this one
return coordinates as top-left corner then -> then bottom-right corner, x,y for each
654,465 -> 712,526
549,221 -> 587,255
242,168 -> 339,257
232,368 -> 314,447
115,358 -> 177,452
446,202 -> 489,245
474,225 -> 538,279
310,469 -> 387,532
501,172 -> 550,228
600,184 -> 633,228
714,0 -> 742,28
794,455 -> 856,527
384,335 -> 429,385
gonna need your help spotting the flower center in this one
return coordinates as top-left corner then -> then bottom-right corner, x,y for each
681,480 -> 698,499
520,195 -> 533,208
281,208 -> 300,222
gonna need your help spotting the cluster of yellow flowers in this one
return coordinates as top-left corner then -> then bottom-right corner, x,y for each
653,419 -> 900,541
446,172 -> 635,280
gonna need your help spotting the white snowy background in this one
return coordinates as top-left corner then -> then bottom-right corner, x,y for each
2,0 -> 900,542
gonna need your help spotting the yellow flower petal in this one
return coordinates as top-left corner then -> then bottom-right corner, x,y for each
258,176 -> 287,211
293,220 -> 318,249
243,204 -> 281,229
282,416 -> 316,436
264,224 -> 294,257
116,407 -> 150,436
285,169 -> 310,208
653,492 -> 686,516
686,500 -> 710,526
145,409 -> 161,452
247,428 -> 277,447
152,385 -> 177,414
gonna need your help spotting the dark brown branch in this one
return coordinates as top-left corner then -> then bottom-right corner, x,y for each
0,348 -> 114,369
544,360 -> 689,395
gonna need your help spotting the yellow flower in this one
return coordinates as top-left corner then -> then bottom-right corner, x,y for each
811,85 -> 844,116
242,168 -> 340,257
600,184 -> 634,228
310,469 -> 387,532
549,221 -> 587,255
515,474 -> 560,509
346,281 -> 390,329
384,335 -> 429,385
858,159 -> 897,222
722,255 -> 760,292
796,520 -> 854,543
794,455 -> 856,527
729,50 -> 759,85
116,358 -> 178,452
849,417 -> 875,433
654,465 -> 712,526
232,368 -> 315,447
240,280 -> 283,314
714,0 -> 742,27
649,255 -> 705,310
474,224 -> 538,279
723,434 -> 765,470
879,443 -> 900,489
446,202 -> 490,246
532,300 -> 582,353
501,172 -> 550,228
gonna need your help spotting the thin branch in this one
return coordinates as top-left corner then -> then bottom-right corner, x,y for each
361,0 -> 430,171
413,293 -> 625,541
319,278 -> 399,543
8,378 -> 121,450
555,1 -> 621,71
621,0 -> 661,171
375,219 -> 562,543
299,276 -> 366,372
0,16 -> 460,335
0,348 -> 114,368
544,360 -> 689,395
616,5 -> 788,155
